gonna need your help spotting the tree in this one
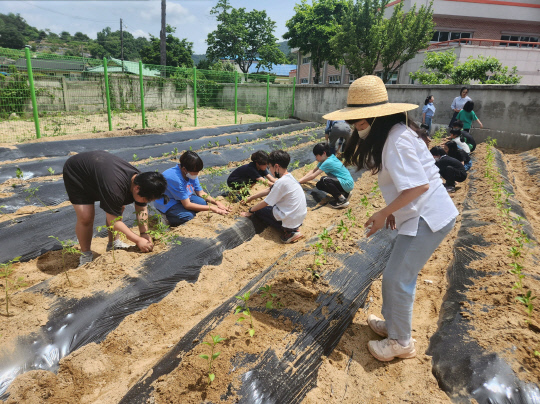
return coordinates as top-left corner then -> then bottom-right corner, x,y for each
331,0 -> 434,83
140,25 -> 193,68
284,0 -> 348,84
206,0 -> 286,74
38,30 -> 47,41
73,32 -> 90,42
409,50 -> 522,84
60,31 -> 71,41
0,26 -> 24,49
90,27 -> 149,61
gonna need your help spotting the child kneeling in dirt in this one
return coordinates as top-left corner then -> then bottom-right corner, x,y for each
430,146 -> 467,193
226,150 -> 276,191
154,151 -> 230,226
241,150 -> 307,244
63,150 -> 168,267
298,143 -> 354,209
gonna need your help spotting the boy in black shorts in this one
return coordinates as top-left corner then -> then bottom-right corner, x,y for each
430,146 -> 467,193
63,150 -> 168,266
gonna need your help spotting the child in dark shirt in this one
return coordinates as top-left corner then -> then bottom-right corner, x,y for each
430,146 -> 467,193
444,140 -> 472,171
227,150 -> 276,189
449,121 -> 476,152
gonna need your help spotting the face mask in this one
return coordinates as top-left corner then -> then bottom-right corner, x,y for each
273,166 -> 281,179
358,126 -> 371,139
186,173 -> 198,180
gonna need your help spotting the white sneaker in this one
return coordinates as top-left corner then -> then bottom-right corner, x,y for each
368,338 -> 417,362
106,239 -> 132,252
78,251 -> 93,267
367,314 -> 388,337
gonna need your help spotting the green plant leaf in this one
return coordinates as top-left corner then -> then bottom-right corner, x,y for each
212,352 -> 220,360
248,328 -> 255,337
237,317 -> 245,322
199,354 -> 209,360
209,373 -> 215,383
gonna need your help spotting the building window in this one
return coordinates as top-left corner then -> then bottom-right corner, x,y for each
302,56 -> 310,64
328,74 -> 341,84
376,71 -> 398,85
300,78 -> 308,84
431,31 -> 471,43
348,74 -> 356,83
500,35 -> 538,48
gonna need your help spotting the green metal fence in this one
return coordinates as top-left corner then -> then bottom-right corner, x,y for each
0,47 -> 296,143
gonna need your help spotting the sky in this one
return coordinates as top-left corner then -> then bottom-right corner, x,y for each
2,0 -> 297,54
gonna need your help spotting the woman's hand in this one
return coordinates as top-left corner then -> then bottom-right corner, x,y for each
385,214 -> 396,230
364,210 -> 388,237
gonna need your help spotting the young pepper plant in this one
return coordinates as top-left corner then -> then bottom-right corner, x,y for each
49,236 -> 82,286
235,291 -> 255,337
199,335 -> 226,385
97,216 -> 123,263
0,257 -> 24,316
259,285 -> 282,310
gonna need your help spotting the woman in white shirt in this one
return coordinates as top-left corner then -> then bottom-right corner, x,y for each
449,87 -> 471,127
323,75 -> 458,362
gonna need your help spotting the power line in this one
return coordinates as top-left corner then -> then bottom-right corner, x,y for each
22,1 -> 118,24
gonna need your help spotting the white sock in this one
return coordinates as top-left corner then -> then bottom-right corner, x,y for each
397,338 -> 410,347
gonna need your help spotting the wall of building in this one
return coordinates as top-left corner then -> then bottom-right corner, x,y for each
293,84 -> 540,150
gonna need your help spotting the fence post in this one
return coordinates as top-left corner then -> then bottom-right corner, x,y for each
265,74 -> 270,122
291,77 -> 296,118
234,70 -> 238,124
103,58 -> 113,131
25,47 -> 41,139
193,67 -> 197,127
139,61 -> 146,129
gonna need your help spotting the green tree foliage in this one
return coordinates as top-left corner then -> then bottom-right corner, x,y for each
88,27 -> 149,61
0,26 -> 24,49
60,31 -> 71,41
284,0 -> 348,84
140,25 -> 193,68
0,13 -> 39,48
206,0 -> 286,74
409,50 -> 522,84
73,32 -> 90,42
331,0 -> 434,83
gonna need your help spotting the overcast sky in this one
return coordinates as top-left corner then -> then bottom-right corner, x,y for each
3,0 -> 297,54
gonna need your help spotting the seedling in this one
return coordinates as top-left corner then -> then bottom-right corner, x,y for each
259,285 -> 282,310
15,168 -> 23,179
319,228 -> 335,251
236,136 -> 239,143
132,154 -> 138,161
291,160 -> 300,170
337,219 -> 349,240
228,139 -> 231,144
208,141 -> 213,148
97,217 -> 123,263
172,147 -> 179,156
235,291 -> 255,337
215,141 -> 219,147
516,290 -> 536,317
24,186 -> 56,213
144,213 -> 182,246
0,257 -> 24,316
199,335 -> 226,385
345,208 -> 356,227
47,167 -> 55,176
48,236 -> 82,286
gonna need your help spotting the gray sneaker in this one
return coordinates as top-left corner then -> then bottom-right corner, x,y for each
106,239 -> 133,252
78,251 -> 93,267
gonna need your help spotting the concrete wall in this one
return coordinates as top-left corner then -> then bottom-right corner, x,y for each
293,84 -> 540,150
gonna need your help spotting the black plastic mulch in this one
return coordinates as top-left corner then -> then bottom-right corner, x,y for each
427,150 -> 540,403
0,119 -> 301,162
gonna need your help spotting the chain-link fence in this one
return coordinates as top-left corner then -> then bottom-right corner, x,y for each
0,47 -> 296,143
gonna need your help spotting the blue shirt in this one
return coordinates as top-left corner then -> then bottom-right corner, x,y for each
317,154 -> 354,192
154,165 -> 203,213
422,103 -> 436,118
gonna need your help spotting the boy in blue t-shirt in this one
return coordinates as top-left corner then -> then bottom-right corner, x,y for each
298,143 -> 354,209
154,151 -> 230,226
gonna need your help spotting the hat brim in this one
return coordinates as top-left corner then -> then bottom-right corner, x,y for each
322,103 -> 419,121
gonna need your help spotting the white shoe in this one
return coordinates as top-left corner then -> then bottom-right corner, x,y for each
368,338 -> 417,362
367,314 -> 388,337
78,251 -> 93,267
106,239 -> 132,252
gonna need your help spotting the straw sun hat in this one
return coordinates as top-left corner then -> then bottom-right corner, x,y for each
322,75 -> 418,121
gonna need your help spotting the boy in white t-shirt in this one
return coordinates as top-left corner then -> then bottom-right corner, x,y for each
242,150 -> 307,243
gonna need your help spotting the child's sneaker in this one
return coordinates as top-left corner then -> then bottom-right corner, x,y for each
281,231 -> 304,244
330,196 -> 349,209
367,338 -> 416,362
444,185 -> 456,193
106,239 -> 132,252
367,314 -> 388,337
78,251 -> 93,267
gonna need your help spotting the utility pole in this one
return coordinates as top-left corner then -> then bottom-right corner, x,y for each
120,18 -> 124,72
160,0 -> 166,71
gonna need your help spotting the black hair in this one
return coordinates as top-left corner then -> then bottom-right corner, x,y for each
179,150 -> 203,172
134,172 -> 169,202
430,146 -> 446,157
251,150 -> 269,165
463,101 -> 474,113
268,150 -> 290,169
417,127 -> 430,147
452,120 -> 464,129
460,87 -> 469,96
444,140 -> 460,155
449,128 -> 462,137
343,113 -> 421,174
424,95 -> 433,105
313,142 -> 331,157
